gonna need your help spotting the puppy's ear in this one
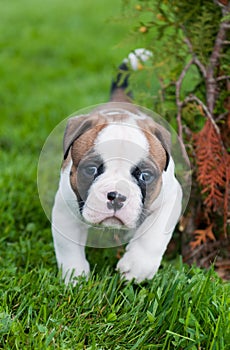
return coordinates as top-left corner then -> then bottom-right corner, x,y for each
138,119 -> 171,171
63,116 -> 91,159
63,114 -> 107,159
154,124 -> 171,171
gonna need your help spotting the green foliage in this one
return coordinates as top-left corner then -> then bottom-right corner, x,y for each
121,0 -> 228,127
122,0 -> 222,63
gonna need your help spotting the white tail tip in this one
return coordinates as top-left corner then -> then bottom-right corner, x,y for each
124,48 -> 153,71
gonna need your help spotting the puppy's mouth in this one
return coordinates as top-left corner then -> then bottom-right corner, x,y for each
100,217 -> 124,228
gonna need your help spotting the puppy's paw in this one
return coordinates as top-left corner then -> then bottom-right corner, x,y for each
62,261 -> 90,285
116,246 -> 160,283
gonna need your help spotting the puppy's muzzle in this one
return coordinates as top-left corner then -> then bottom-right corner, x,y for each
107,191 -> 127,211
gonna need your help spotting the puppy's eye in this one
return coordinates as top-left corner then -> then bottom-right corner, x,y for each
139,171 -> 154,184
82,163 -> 104,178
83,165 -> 98,177
132,167 -> 155,185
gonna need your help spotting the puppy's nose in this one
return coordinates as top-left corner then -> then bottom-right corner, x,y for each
107,191 -> 127,211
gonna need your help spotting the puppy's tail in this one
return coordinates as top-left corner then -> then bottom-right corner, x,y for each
110,48 -> 152,103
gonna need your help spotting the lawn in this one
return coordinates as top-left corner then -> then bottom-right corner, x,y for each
0,0 -> 229,349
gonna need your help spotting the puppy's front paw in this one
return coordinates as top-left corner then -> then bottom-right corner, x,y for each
116,246 -> 161,283
62,261 -> 90,285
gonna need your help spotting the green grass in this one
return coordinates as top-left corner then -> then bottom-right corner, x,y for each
1,263 -> 229,349
0,0 -> 229,349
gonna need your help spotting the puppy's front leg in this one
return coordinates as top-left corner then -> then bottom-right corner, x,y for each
117,177 -> 182,283
52,190 -> 89,284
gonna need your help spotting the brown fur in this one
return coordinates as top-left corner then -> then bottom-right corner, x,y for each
70,123 -> 106,167
110,88 -> 132,103
62,114 -> 107,168
143,131 -> 167,172
69,123 -> 107,202
144,168 -> 162,210
136,118 -> 171,208
137,119 -> 171,172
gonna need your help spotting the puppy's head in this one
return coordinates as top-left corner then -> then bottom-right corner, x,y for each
63,107 -> 171,229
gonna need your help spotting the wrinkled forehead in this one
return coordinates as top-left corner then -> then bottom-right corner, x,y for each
94,121 -> 149,167
69,108 -> 168,172
70,111 -> 149,165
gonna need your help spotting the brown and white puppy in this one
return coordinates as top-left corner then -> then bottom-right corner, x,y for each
52,49 -> 182,283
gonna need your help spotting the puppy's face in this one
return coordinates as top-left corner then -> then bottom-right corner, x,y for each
63,108 -> 170,229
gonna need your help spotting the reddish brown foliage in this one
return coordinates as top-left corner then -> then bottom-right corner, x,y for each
190,224 -> 215,249
193,120 -> 230,235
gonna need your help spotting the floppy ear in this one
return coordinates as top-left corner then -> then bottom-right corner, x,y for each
63,114 -> 107,159
63,115 -> 94,159
154,124 -> 171,171
138,118 -> 171,171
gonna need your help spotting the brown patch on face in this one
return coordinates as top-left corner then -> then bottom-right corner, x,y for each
62,114 -> 107,169
137,118 -> 171,172
143,131 -> 167,172
70,151 -> 104,209
63,114 -> 107,161
144,167 -> 162,210
70,123 -> 106,167
133,158 -> 162,218
135,117 -> 172,216
68,123 -> 107,211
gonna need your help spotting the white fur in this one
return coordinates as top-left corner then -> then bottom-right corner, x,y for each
52,162 -> 90,284
52,118 -> 182,284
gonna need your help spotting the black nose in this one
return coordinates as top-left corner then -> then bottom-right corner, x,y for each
107,191 -> 127,211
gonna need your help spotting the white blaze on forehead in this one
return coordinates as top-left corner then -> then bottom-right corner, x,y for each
94,120 -> 149,166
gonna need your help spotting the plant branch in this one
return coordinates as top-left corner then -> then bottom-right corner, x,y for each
175,58 -> 194,110
182,95 -> 221,135
175,56 -> 206,140
193,57 -> 207,79
182,30 -> 207,79
175,58 -> 196,166
206,3 -> 230,113
216,75 -> 230,81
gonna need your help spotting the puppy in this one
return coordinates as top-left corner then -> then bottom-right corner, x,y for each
52,49 -> 182,283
